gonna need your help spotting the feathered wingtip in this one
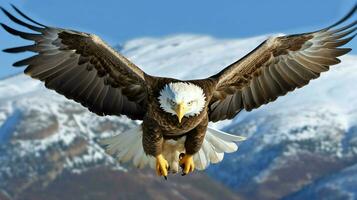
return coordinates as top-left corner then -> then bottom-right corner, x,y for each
9,4 -> 46,27
314,3 -> 357,35
324,3 -> 357,30
0,4 -> 47,53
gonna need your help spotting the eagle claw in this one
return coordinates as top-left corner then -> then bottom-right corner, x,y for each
179,153 -> 195,175
156,154 -> 169,178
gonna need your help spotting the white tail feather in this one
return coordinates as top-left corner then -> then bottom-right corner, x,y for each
193,127 -> 246,170
100,125 -> 246,172
100,126 -> 154,169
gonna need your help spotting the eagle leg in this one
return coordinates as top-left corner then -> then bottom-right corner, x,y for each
179,153 -> 195,175
155,154 -> 169,179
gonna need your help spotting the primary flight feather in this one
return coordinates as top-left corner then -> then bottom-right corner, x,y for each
1,4 -> 356,179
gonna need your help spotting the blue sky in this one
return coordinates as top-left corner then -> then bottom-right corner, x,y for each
0,0 -> 356,78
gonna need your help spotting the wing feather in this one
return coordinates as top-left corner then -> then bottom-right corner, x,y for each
1,6 -> 149,119
208,6 -> 356,122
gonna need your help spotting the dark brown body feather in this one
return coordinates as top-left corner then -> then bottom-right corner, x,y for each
1,5 -> 356,157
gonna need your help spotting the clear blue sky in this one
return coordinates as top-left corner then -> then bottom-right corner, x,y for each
0,0 -> 356,79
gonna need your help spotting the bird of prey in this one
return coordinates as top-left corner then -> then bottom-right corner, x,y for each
1,5 -> 356,179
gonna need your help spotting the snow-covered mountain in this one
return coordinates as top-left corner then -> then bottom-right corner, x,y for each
0,33 -> 356,200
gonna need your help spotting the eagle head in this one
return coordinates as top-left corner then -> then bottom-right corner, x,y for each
158,82 -> 206,123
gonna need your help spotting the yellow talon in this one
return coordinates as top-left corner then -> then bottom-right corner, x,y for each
179,154 -> 195,175
156,154 -> 169,178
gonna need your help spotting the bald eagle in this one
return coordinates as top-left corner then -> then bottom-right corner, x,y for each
1,5 -> 356,179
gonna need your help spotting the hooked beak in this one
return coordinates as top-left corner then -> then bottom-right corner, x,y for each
175,102 -> 187,123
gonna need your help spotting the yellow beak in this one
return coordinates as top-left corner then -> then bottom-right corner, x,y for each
175,102 -> 187,123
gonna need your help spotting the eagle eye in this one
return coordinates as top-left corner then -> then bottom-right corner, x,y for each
168,99 -> 176,106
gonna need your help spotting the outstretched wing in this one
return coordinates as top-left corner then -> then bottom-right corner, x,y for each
1,5 -> 148,120
208,5 -> 356,122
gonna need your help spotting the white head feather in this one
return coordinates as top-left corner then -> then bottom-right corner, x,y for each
158,82 -> 206,117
